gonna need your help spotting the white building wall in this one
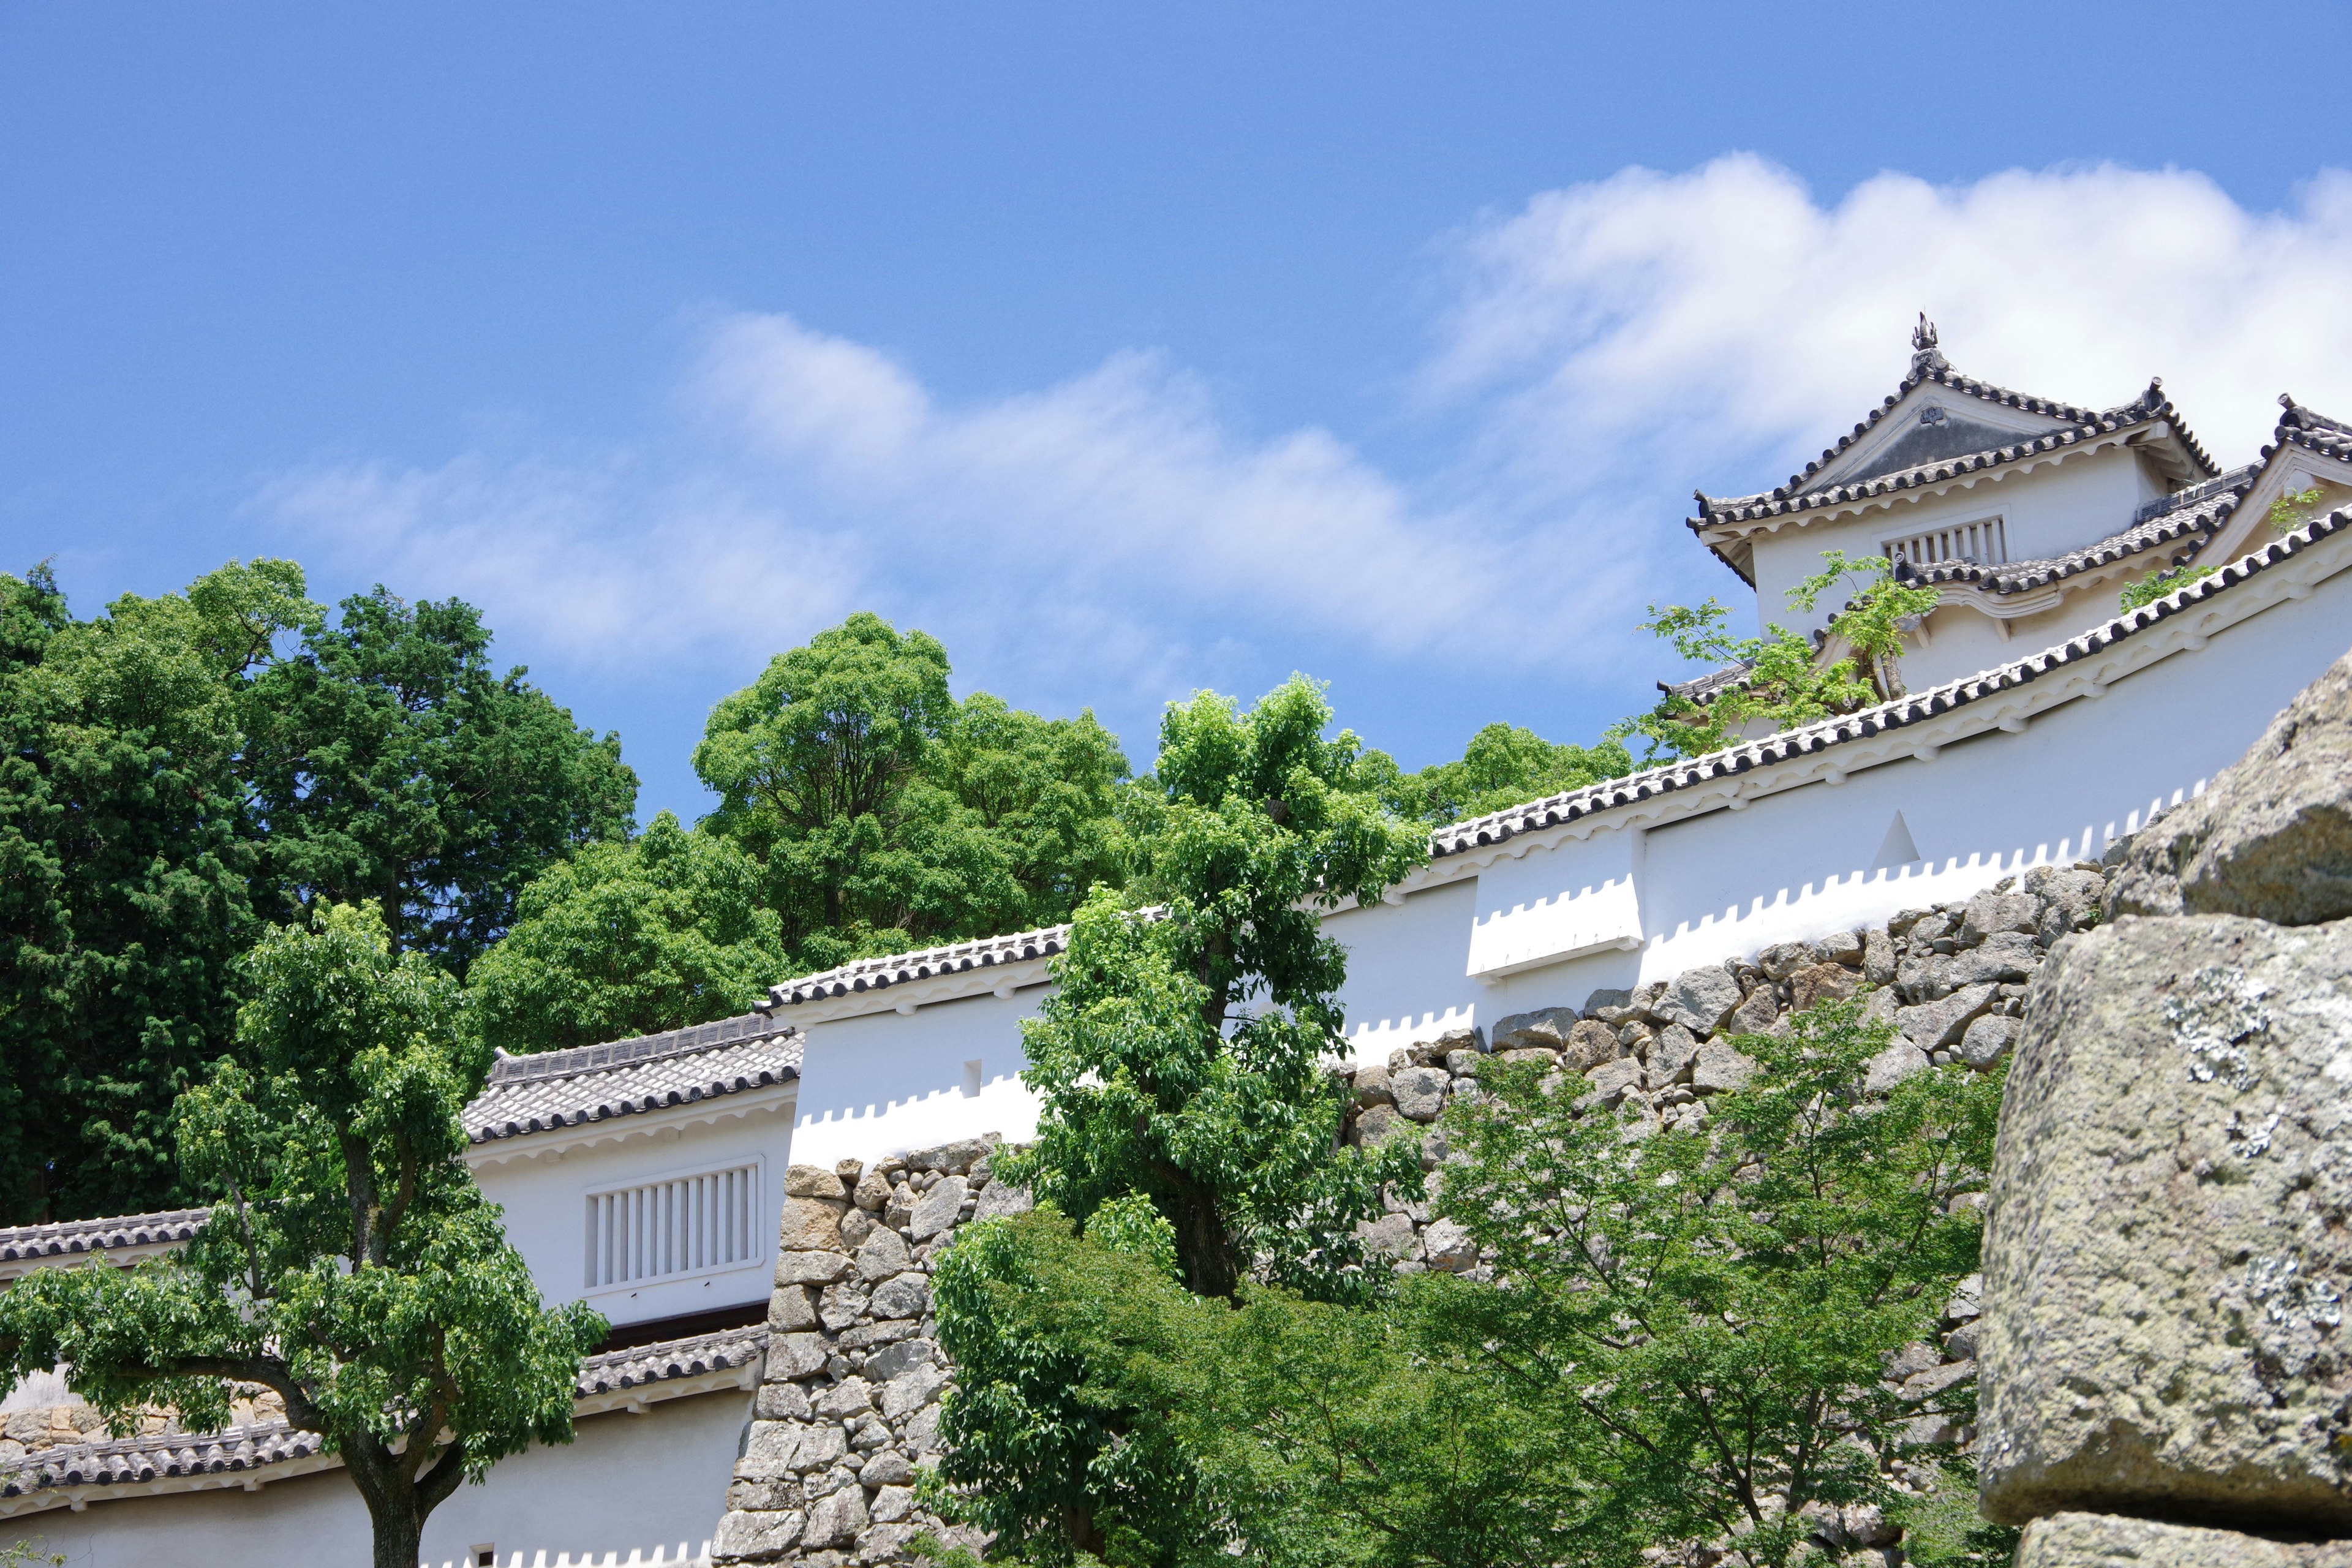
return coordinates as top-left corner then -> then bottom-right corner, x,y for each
785,987 -> 1050,1171
9,1390 -> 748,1568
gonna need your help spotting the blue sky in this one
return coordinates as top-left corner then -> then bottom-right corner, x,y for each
8,2 -> 2352,822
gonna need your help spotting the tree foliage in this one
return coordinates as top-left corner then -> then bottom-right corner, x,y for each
467,809 -> 785,1054
0,903 -> 603,1568
2119,563 -> 2217,613
243,586 -> 638,973
1006,675 -> 1428,1301
1626,552 -> 1942,761
1372,723 -> 1632,826
0,562 -> 295,1221
695,612 -> 1133,976
1418,997 -> 2003,1567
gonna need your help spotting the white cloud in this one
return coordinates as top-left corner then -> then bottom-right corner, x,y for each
257,154 -> 2352,722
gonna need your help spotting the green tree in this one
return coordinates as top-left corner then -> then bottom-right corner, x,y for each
0,561 -> 306,1222
695,612 -> 1132,974
1627,551 -> 1942,761
0,903 -> 605,1568
243,586 -> 637,974
2269,484 -> 2324,533
467,810 -> 785,1054
925,679 -> 1427,1566
2119,563 -> 2216,613
1420,997 -> 2003,1567
1374,722 -> 1632,826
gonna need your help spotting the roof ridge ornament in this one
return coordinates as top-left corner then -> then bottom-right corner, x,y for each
1909,313 -> 1947,375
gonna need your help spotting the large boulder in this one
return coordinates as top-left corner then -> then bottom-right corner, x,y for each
2015,1511 -> 2352,1567
1490,1006 -> 1578,1052
2109,645 -> 2352,925
1978,913 -> 2352,1531
1656,965 -> 1743,1034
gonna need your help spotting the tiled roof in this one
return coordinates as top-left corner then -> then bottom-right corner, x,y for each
2270,398 -> 2352,464
1899,477 -> 2248,596
1692,375 -> 2206,530
1659,660 -> 1756,702
0,1209 -> 209,1265
764,924 -> 1072,1008
1433,504 -> 2350,860
0,1326 -> 767,1505
463,1016 -> 801,1144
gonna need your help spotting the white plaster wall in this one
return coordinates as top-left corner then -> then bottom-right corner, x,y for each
1747,445 -> 2154,642
10,1390 -> 748,1568
472,1099 -> 796,1327
785,986 -> 1051,1171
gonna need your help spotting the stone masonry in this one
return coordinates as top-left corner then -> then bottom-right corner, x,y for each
711,859 -> 2127,1566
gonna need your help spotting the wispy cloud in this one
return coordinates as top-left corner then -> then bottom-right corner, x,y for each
255,155 -> 2352,725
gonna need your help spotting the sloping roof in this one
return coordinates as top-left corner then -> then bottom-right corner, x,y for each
463,1015 -> 802,1145
1897,473 -> 2249,597
0,1325 -> 767,1507
0,1209 -> 209,1266
1433,503 -> 2350,859
764,924 -> 1074,1008
2270,397 -> 2352,464
1659,660 -> 1756,701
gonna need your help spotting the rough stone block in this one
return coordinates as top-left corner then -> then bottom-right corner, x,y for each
1864,1040 -> 1931,1094
1353,1104 -> 1408,1147
1896,982 -> 1999,1049
1561,1019 -> 1622,1070
739,1420 -> 810,1481
881,1362 -> 949,1421
767,1285 -> 819,1332
903,1137 -> 994,1175
1962,891 -> 2041,943
1948,930 -> 2041,986
907,1175 -> 970,1242
1422,1218 -> 1478,1273
1958,1013 -> 2019,1071
1689,1038 -> 1757,1095
802,1485 -> 871,1551
755,1381 -> 812,1421
854,1225 -> 911,1283
871,1271 -> 932,1320
1724,984 -> 1781,1036
1583,986 -> 1635,1020
777,1250 -> 853,1287
1357,1210 -> 1417,1260
1980,914 -> 2352,1532
1864,927 -> 1898,985
1817,929 -> 1865,967
971,1177 -> 1034,1221
813,1376 -> 873,1419
778,1197 -> 850,1251
712,1506 -> 804,1562
1657,965 -> 1744,1034
765,1333 -> 831,1383
1755,941 -> 1819,981
1789,962 -> 1857,1012
1352,1061 -> 1393,1106
859,1448 -> 916,1487
850,1170 -> 892,1212
1390,1066 -> 1449,1122
870,1485 -> 917,1524
2015,1512 -> 2352,1567
862,1338 -> 938,1385
1585,1057 -> 1644,1109
1490,1006 -> 1578,1052
2109,645 -> 2352,926
786,1164 -> 850,1200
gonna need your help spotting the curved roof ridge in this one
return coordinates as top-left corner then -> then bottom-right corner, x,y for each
0,1208 -> 210,1264
2268,396 -> 2352,464
1439,502 -> 2349,858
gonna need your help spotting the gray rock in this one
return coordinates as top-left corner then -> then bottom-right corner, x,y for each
859,1449 -> 916,1487
1353,1104 -> 1409,1147
1864,927 -> 1898,985
1962,890 -> 2041,943
1390,1066 -> 1450,1123
907,1175 -> 970,1242
1689,1038 -> 1757,1095
2109,646 -> 2352,927
788,1422 -> 848,1473
881,1361 -> 950,1422
777,1197 -> 849,1251
1979,914 -> 2352,1532
1445,1048 -> 1483,1077
1895,981 -> 1999,1049
903,1137 -> 994,1175
1789,962 -> 1857,1012
870,1485 -> 917,1524
854,1226 -> 911,1283
1656,965 -> 1744,1033
1817,929 -> 1865,966
812,1377 -> 873,1419
785,1163 -> 850,1200
1958,1013 -> 2019,1071
1561,1019 -> 1622,1069
861,1338 -> 938,1385
850,1169 -> 893,1212
970,1177 -> 1034,1221
1755,941 -> 1819,981
1948,930 -> 2040,986
870,1271 -> 931,1321
801,1485 -> 871,1551
1421,1218 -> 1477,1273
755,1381 -> 812,1422
713,1506 -> 804,1561
1430,1025 -> 1484,1054
1582,986 -> 1635,1020
765,1333 -> 830,1382
1490,1006 -> 1579,1052
2015,1511 -> 2352,1567
1724,984 -> 1780,1036
1357,1210 -> 1417,1260
1352,1062 -> 1394,1107
901,1401 -> 944,1453
1864,1039 -> 1931,1094
1648,1022 -> 1701,1085
836,1207 -> 876,1249
1885,1340 -> 1942,1379
1585,1057 -> 1645,1109
767,1285 -> 819,1332
2027,865 -> 2105,933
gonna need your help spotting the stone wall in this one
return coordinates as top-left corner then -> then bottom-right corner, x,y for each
711,858 -> 2130,1566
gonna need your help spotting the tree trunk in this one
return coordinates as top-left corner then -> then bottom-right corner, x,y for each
361,1487 -> 425,1568
1172,1188 -> 1237,1300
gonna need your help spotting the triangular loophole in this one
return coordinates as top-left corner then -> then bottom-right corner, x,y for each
1874,810 -> 1922,871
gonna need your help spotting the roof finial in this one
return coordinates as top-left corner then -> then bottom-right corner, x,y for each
1909,313 -> 1947,375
